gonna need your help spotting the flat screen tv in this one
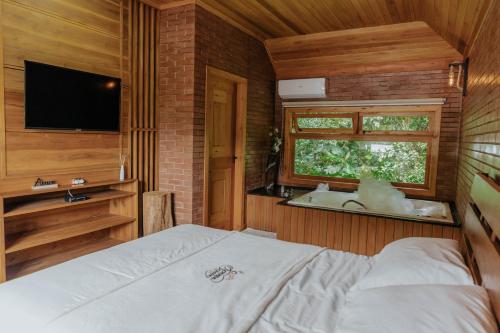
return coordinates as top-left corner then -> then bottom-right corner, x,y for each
25,61 -> 121,132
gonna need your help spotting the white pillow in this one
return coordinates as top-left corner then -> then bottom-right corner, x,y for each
335,285 -> 497,333
352,237 -> 474,290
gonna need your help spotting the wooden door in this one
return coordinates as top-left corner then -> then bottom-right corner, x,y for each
206,75 -> 236,230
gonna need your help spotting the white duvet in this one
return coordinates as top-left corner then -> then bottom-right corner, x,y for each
0,225 -> 372,333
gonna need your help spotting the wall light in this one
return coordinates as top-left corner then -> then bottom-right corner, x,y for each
448,58 -> 469,96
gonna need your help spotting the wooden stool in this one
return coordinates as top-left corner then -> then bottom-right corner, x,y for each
143,191 -> 174,236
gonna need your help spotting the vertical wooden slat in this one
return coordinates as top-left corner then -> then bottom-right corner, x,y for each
0,1 -> 6,180
350,214 -> 360,253
297,208 -> 305,243
282,203 -> 290,240
0,199 -> 5,282
342,213 -> 351,251
384,219 -> 395,244
311,210 -> 320,245
290,208 -> 298,242
245,195 -> 253,228
131,0 -> 138,130
443,226 -> 454,239
129,0 -> 158,195
318,210 -> 328,247
143,7 -> 150,192
413,222 -> 423,237
334,212 -> 343,250
394,220 -> 404,240
154,9 -> 160,190
422,223 -> 433,237
358,215 -> 368,255
275,204 -> 284,239
403,220 -> 413,237
366,217 -> 377,255
375,218 -> 385,253
304,209 -> 313,244
432,225 -> 443,238
326,211 -> 335,248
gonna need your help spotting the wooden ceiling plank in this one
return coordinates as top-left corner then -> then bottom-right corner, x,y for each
259,1 -> 325,34
316,0 -> 360,30
151,0 -> 492,58
464,0 -> 496,55
233,0 -> 299,36
255,0 -> 305,34
197,0 -> 271,40
348,0 -> 379,26
285,1 -> 344,33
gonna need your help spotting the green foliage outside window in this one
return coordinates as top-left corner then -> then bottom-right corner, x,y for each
362,115 -> 429,131
294,139 -> 427,184
297,117 -> 352,129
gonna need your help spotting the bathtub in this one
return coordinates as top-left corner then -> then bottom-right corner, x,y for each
287,190 -> 454,224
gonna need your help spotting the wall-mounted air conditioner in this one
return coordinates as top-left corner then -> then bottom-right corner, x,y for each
278,78 -> 326,99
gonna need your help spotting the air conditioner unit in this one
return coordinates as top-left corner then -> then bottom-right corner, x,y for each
278,78 -> 326,99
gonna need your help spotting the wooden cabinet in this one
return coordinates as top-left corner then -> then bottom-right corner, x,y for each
0,179 -> 138,282
246,193 -> 461,256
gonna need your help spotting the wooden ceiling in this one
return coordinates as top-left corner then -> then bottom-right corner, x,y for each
146,0 -> 494,55
265,22 -> 463,79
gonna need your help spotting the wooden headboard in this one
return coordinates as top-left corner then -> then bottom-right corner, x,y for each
463,173 -> 500,322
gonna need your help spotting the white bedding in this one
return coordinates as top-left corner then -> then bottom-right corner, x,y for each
0,225 -> 372,333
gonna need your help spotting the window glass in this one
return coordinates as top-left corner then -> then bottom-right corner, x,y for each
362,115 -> 430,131
297,116 -> 353,129
294,139 -> 427,184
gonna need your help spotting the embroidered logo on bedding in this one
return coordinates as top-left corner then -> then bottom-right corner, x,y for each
205,265 -> 243,283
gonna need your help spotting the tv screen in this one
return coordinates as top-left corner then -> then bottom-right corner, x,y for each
25,61 -> 121,132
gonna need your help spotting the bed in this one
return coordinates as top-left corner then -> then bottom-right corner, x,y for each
0,173 -> 498,333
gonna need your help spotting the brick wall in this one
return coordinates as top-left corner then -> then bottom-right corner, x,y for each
158,5 -> 275,225
455,1 -> 499,221
276,70 -> 463,201
158,5 -> 196,225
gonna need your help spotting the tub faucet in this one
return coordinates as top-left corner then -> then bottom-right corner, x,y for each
342,200 -> 366,209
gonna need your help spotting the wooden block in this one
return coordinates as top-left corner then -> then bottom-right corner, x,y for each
143,191 -> 173,235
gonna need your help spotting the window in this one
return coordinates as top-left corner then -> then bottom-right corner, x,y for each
281,106 -> 441,196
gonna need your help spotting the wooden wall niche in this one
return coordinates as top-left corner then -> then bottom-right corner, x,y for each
0,0 -> 131,192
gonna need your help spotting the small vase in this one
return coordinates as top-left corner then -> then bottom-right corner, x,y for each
119,164 -> 125,181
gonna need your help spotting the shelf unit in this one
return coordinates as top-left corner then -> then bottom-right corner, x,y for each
0,179 -> 138,282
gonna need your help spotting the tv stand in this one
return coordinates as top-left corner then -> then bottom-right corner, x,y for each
0,179 -> 138,282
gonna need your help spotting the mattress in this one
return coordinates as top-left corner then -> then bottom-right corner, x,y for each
0,225 -> 373,333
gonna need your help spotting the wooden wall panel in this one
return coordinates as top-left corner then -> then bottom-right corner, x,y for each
247,194 -> 461,255
0,0 -> 131,192
245,195 -> 282,232
129,0 -> 159,194
455,0 -> 499,222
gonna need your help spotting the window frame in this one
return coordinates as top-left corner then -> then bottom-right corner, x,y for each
280,106 -> 442,197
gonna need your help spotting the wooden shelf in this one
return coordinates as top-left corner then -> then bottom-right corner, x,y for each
0,178 -> 138,283
5,214 -> 135,253
4,190 -> 134,218
0,179 -> 136,199
7,237 -> 123,280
